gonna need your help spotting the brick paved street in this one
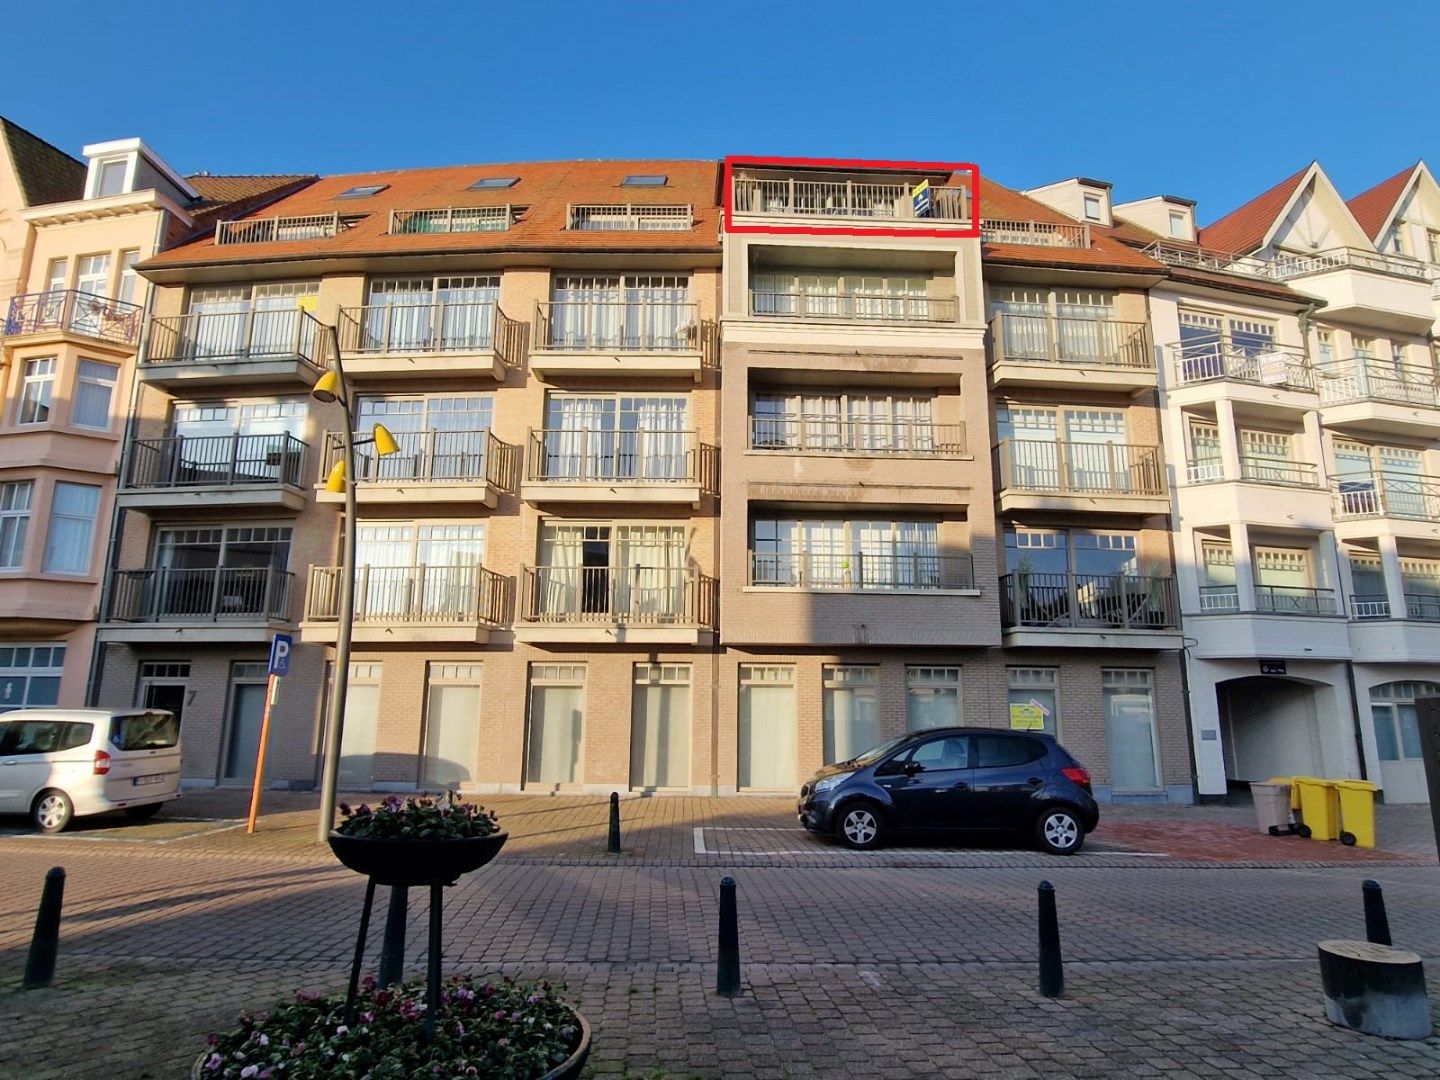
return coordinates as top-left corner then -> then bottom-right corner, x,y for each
0,796 -> 1438,1078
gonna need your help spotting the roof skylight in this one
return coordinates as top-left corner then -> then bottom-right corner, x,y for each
470,177 -> 519,190
336,184 -> 388,199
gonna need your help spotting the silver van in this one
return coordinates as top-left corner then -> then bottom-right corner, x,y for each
0,709 -> 182,832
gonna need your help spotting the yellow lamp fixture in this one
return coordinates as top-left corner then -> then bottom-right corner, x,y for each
311,369 -> 341,404
371,423 -> 399,457
324,460 -> 346,493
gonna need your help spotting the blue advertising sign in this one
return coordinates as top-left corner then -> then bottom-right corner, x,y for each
268,633 -> 293,677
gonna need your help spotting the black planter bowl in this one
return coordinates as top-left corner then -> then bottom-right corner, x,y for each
327,831 -> 508,886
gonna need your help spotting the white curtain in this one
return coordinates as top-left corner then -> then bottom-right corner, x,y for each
339,683 -> 379,787
42,483 -> 99,574
629,397 -> 688,479
553,277 -> 621,348
631,681 -> 690,788
423,683 -> 480,787
528,686 -> 582,784
823,683 -> 879,763
547,397 -> 614,479
739,682 -> 797,790
615,526 -> 683,619
537,526 -> 586,618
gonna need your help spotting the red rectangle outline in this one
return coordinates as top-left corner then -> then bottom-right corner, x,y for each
723,155 -> 981,239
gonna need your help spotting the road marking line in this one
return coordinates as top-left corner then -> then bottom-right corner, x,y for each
693,827 -> 708,855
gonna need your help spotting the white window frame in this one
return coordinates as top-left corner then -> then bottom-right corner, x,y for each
42,482 -> 101,575
16,357 -> 57,425
0,481 -> 35,569
0,644 -> 66,712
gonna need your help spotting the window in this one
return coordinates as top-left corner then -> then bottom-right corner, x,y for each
751,518 -> 950,590
541,393 -> 690,481
907,666 -> 962,731
76,254 -> 110,299
526,663 -> 586,786
1187,421 -> 1222,481
422,663 -> 483,788
186,282 -> 320,359
1082,193 -> 1103,221
975,735 -> 1046,768
1427,229 -> 1440,265
1200,541 -> 1238,610
362,276 -> 499,352
339,663 -> 381,787
469,176 -> 518,190
993,288 -> 1117,363
0,644 -> 65,711
534,523 -> 687,621
43,483 -> 100,574
117,250 -> 141,305
337,184 -> 388,199
1353,336 -> 1374,359
751,389 -> 937,453
96,159 -> 128,197
754,270 -> 932,321
1167,210 -> 1187,237
632,664 -> 691,789
1008,667 -> 1058,735
1369,681 -> 1440,761
46,258 -> 68,294
72,359 -> 119,429
0,719 -> 92,753
355,394 -> 492,481
0,481 -> 34,568
549,274 -> 692,349
355,522 -> 487,620
1316,329 -> 1334,366
17,358 -> 56,424
899,735 -> 969,772
823,665 -> 879,764
739,665 -> 796,790
1387,225 -> 1407,256
622,175 -> 668,186
1103,669 -> 1161,793
111,712 -> 180,751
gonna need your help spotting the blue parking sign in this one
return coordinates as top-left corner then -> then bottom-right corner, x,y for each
268,633 -> 293,677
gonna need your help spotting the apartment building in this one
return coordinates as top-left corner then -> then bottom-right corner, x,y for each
96,161 -> 724,792
1112,161 -> 1440,805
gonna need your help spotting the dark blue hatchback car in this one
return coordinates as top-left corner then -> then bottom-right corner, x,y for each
797,727 -> 1100,854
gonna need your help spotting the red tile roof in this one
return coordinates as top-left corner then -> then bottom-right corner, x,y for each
1197,165 -> 1312,255
183,174 -> 320,235
979,181 -> 1164,273
1346,164 -> 1417,242
143,160 -> 722,269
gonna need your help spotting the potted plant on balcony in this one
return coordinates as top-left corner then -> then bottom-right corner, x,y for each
327,792 -> 507,886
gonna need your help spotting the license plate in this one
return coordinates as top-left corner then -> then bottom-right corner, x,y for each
133,774 -> 166,787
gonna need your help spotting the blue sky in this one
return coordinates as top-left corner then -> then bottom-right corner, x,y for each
7,0 -> 1438,222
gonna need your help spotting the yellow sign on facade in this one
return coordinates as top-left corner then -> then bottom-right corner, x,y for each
296,295 -> 318,313
1009,702 -> 1046,730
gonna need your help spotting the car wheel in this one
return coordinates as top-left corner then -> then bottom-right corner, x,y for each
32,790 -> 74,835
124,803 -> 164,822
835,803 -> 884,850
1035,807 -> 1085,855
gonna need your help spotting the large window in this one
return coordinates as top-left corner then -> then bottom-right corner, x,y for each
751,517 -> 946,589
363,276 -> 499,352
42,482 -> 100,574
146,525 -> 292,619
532,523 -> 686,620
738,665 -> 796,791
354,522 -> 487,620
631,663 -> 691,789
823,665 -> 879,764
751,270 -> 930,320
993,288 -> 1118,363
356,395 -> 493,481
1008,667 -> 1058,736
17,358 -> 56,424
907,666 -> 962,731
422,663 -> 482,788
751,390 -> 937,453
1103,669 -> 1161,793
0,644 -> 65,712
526,664 -> 585,786
1370,681 -> 1439,762
72,359 -> 119,430
75,254 -> 111,298
0,481 -> 34,568
549,274 -> 691,350
540,394 -> 690,481
187,281 -> 319,358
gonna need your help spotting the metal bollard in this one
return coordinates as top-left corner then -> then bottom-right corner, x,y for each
378,885 -> 409,986
23,867 -> 65,990
1362,879 -> 1392,946
1037,880 -> 1064,998
608,791 -> 621,854
716,876 -> 740,996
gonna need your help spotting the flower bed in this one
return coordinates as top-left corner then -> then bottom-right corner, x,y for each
199,975 -> 587,1079
336,793 -> 501,840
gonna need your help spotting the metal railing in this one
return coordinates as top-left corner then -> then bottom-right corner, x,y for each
1255,585 -> 1339,616
1266,246 -> 1430,283
995,440 -> 1166,496
1353,592 -> 1440,621
320,429 -> 514,490
1168,339 -> 1315,392
306,565 -> 507,626
749,290 -> 958,323
1316,360 -> 1440,409
520,565 -> 717,626
4,289 -> 143,346
215,214 -> 357,245
526,429 -> 698,483
108,566 -> 292,622
981,219 -> 1090,248
749,416 -> 966,456
732,177 -> 969,221
1334,472 -> 1440,521
1142,241 -> 1273,278
1198,585 -> 1241,611
388,206 -> 512,234
1239,457 -> 1320,488
1000,573 -> 1178,630
990,313 -> 1151,369
126,433 -> 308,490
1186,460 -> 1226,485
566,204 -> 692,231
748,551 -> 973,591
145,308 -> 331,368
534,300 -> 701,351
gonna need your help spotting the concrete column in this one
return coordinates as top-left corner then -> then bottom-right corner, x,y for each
1185,657 -> 1229,797
1317,529 -> 1347,615
1215,398 -> 1242,481
1231,521 -> 1256,611
1378,533 -> 1407,619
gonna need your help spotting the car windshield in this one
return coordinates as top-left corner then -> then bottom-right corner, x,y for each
851,734 -> 915,767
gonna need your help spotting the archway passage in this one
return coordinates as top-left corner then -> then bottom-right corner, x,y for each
1217,675 -> 1324,784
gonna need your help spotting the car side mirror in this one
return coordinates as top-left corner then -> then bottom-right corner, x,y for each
903,760 -> 924,776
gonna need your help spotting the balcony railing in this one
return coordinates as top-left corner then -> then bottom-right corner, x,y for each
126,434 -> 308,490
520,565 -> 716,626
1267,247 -> 1430,283
215,213 -> 360,245
320,429 -> 514,490
1334,472 -> 1440,521
1186,460 -> 1226,485
990,313 -> 1151,369
1316,360 -> 1440,409
534,301 -> 701,352
995,440 -> 1166,496
1142,241 -> 1273,278
1000,572 -> 1178,630
749,290 -> 958,323
566,204 -> 692,231
4,289 -> 143,346
108,566 -> 292,622
145,308 -> 331,368
749,416 -> 966,456
388,206 -> 512,234
1198,585 -> 1241,612
732,177 -> 970,221
748,551 -> 974,591
306,565 -> 507,626
1238,457 -> 1320,488
1353,593 -> 1440,621
981,219 -> 1089,248
526,429 -> 699,483
336,301 -> 522,368
1169,340 -> 1315,392
1197,584 -> 1340,615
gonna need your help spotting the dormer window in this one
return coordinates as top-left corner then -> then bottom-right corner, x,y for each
337,184 -> 388,200
95,158 -> 129,198
1387,225 -> 1407,256
1168,210 -> 1187,238
1082,193 -> 1103,222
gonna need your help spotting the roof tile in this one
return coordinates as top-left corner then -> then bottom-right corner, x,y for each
1197,164 -> 1312,255
1,117 -> 85,207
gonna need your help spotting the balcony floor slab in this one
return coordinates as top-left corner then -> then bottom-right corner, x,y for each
315,483 -> 498,508
529,351 -> 703,382
520,482 -> 701,507
300,622 -> 493,645
342,351 -> 504,381
991,360 -> 1156,392
512,624 -> 713,646
1002,627 -> 1183,649
118,486 -> 307,513
138,358 -> 321,391
98,623 -> 289,645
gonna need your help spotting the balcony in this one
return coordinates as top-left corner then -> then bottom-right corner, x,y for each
750,416 -> 966,456
994,440 -> 1167,514
514,565 -> 717,645
1199,584 -> 1340,616
748,290 -> 958,325
1000,572 -> 1181,647
989,313 -> 1154,390
103,566 -> 293,643
981,219 -> 1090,248
317,429 -> 516,507
215,213 -> 361,245
566,204 -> 693,231
732,175 -> 970,225
1316,360 -> 1440,435
1181,457 -> 1330,530
1167,341 -> 1315,404
140,309 -> 330,389
1333,473 -> 1440,541
4,290 -> 143,348
388,206 -> 513,234
530,301 -> 712,380
1142,241 -> 1273,278
1348,593 -> 1440,663
521,429 -> 709,506
120,434 -> 309,512
749,551 -> 973,592
302,565 -> 507,644
1353,593 -> 1440,621
1267,248 -> 1433,333
335,302 -> 521,380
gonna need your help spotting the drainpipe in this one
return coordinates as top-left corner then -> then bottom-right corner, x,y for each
1297,301 -> 1322,338
1344,660 -> 1370,783
1177,639 -> 1204,803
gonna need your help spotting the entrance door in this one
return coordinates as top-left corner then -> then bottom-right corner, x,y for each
422,677 -> 480,789
630,664 -> 691,789
527,683 -> 583,785
738,665 -> 796,791
222,680 -> 266,781
1369,680 -> 1439,803
1103,670 -> 1162,794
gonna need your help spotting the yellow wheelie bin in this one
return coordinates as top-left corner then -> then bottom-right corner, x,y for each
1333,779 -> 1378,848
1293,777 -> 1340,841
